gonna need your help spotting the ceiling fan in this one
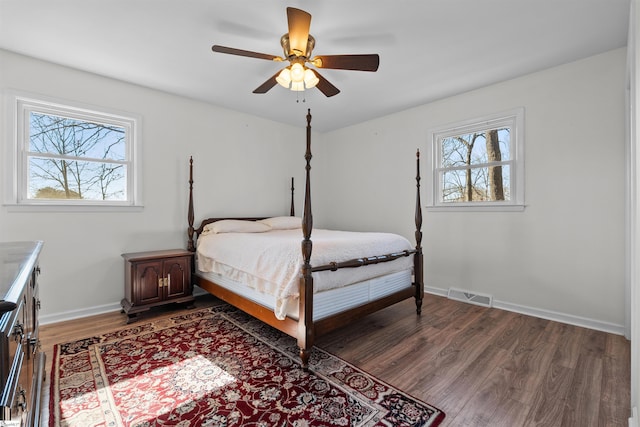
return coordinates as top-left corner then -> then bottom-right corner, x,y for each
211,7 -> 380,97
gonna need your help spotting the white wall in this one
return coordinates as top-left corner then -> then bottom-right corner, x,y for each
0,49 -> 308,321
317,48 -> 627,332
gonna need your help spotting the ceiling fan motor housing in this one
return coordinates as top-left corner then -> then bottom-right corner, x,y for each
280,34 -> 315,60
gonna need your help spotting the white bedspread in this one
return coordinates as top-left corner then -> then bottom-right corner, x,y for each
196,228 -> 414,319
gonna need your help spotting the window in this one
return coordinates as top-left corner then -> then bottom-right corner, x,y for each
428,108 -> 524,211
3,92 -> 142,210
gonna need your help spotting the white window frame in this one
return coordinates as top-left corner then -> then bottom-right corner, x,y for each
3,90 -> 143,211
426,107 -> 525,212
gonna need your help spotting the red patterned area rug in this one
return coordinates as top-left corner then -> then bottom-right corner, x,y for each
50,305 -> 445,426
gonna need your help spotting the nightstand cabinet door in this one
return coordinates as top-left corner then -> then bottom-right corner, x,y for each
164,256 -> 190,300
133,260 -> 164,305
121,249 -> 195,323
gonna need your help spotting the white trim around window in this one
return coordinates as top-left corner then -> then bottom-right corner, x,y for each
2,90 -> 143,211
426,107 -> 525,212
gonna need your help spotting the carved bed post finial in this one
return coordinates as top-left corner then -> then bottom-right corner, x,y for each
414,149 -> 424,314
415,150 -> 422,247
187,156 -> 195,252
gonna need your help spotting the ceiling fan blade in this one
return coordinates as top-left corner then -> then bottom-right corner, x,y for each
252,70 -> 282,94
212,45 -> 281,61
311,54 -> 380,71
313,71 -> 340,97
287,7 -> 311,56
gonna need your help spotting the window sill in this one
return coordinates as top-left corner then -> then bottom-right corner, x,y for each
4,203 -> 144,213
426,204 -> 525,213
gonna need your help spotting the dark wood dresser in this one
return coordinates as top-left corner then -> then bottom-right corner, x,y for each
0,242 -> 44,426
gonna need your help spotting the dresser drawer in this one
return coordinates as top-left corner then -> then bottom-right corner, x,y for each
0,343 -> 26,422
0,299 -> 26,386
0,298 -> 28,422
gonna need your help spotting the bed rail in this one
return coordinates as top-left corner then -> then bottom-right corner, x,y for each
310,250 -> 415,273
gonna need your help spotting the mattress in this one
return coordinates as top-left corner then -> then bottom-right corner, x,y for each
196,227 -> 414,319
195,268 -> 413,321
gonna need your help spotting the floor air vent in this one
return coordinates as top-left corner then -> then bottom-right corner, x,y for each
447,288 -> 493,308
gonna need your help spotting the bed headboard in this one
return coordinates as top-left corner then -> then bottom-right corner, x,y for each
186,156 -> 296,251
192,217 -> 269,238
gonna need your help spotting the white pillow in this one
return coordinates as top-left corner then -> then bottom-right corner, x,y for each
203,219 -> 271,234
258,216 -> 302,230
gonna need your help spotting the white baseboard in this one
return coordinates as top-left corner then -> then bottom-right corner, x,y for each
630,407 -> 638,427
40,302 -> 122,325
493,299 -> 625,335
425,287 -> 626,336
41,287 -> 212,325
425,286 -> 448,297
193,286 -> 208,297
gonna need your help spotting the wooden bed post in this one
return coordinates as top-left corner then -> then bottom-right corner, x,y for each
187,156 -> 195,253
299,109 -> 314,369
414,150 -> 424,314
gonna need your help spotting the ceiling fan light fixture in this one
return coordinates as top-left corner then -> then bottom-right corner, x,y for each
290,62 -> 305,82
276,67 -> 292,88
303,69 -> 319,89
290,81 -> 305,91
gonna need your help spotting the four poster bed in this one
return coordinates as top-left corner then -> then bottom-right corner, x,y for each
187,109 -> 424,369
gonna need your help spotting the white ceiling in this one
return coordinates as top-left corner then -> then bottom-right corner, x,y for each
0,0 -> 631,132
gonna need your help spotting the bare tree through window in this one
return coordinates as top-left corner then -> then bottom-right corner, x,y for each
439,128 -> 511,203
28,112 -> 127,201
429,108 -> 524,209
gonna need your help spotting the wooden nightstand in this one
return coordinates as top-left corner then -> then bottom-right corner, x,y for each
121,249 -> 195,323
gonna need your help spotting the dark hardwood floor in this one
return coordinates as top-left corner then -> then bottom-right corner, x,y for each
318,296 -> 630,426
40,293 -> 630,426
